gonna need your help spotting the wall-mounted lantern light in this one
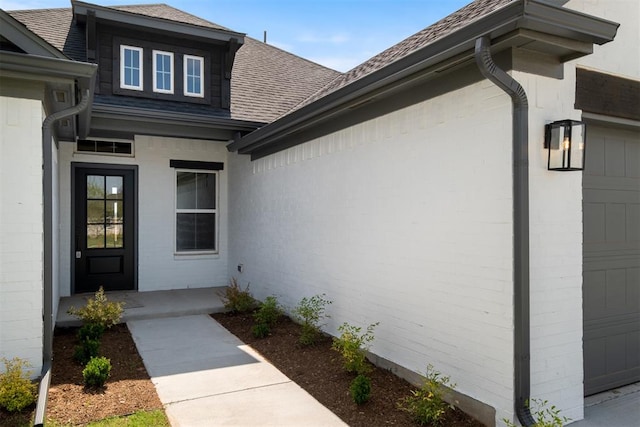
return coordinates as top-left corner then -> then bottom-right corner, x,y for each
544,120 -> 586,171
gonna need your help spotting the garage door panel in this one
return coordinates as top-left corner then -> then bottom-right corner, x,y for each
605,138 -> 626,177
627,142 -> 640,177
583,123 -> 640,396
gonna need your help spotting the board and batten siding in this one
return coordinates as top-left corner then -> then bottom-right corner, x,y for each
229,79 -> 516,423
58,136 -> 230,295
0,80 -> 46,376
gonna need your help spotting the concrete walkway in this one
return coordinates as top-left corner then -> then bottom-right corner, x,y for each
128,314 -> 347,426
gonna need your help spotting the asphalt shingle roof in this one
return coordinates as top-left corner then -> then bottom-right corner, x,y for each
7,3 -> 340,124
295,0 -> 515,109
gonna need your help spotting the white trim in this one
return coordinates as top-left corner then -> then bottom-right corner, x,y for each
183,54 -> 204,98
120,45 -> 143,91
152,50 -> 174,94
174,168 -> 218,254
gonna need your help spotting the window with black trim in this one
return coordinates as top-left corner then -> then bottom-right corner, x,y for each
175,170 -> 217,252
77,140 -> 133,156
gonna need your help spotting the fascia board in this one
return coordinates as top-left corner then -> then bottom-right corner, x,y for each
0,10 -> 67,59
230,0 -> 619,155
91,103 -> 264,132
0,51 -> 97,80
72,0 -> 245,45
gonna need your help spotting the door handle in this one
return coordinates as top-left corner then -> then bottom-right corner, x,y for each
76,251 -> 82,259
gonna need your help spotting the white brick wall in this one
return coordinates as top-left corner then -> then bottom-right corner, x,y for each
0,83 -> 45,376
58,135 -> 230,295
522,0 -> 639,422
229,79 -> 517,423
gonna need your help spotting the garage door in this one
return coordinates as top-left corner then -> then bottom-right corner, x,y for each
583,123 -> 640,396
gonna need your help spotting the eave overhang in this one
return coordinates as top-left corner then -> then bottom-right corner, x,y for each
0,51 -> 97,139
89,103 -> 264,141
72,0 -> 245,45
0,9 -> 67,59
229,0 -> 619,159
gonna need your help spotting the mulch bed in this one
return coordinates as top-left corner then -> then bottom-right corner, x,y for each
212,312 -> 484,427
45,324 -> 163,425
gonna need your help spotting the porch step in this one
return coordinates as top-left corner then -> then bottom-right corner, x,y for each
56,287 -> 227,328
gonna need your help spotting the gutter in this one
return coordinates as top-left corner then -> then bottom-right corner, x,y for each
34,89 -> 91,427
228,0 -> 617,157
474,36 -> 535,427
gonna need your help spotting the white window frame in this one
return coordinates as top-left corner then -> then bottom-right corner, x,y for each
120,45 -> 143,91
174,169 -> 218,254
152,50 -> 174,94
183,54 -> 204,98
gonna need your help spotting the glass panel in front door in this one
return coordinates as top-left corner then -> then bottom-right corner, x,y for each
86,175 -> 124,249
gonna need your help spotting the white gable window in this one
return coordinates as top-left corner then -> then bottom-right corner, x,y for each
153,50 -> 174,94
175,170 -> 217,252
120,45 -> 143,90
184,55 -> 204,97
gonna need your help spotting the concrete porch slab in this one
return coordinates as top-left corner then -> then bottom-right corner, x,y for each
569,383 -> 640,426
56,287 -> 227,327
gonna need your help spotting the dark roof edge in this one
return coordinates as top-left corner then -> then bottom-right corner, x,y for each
92,103 -> 264,132
0,50 -> 97,80
0,9 -> 68,59
229,0 -> 619,155
72,0 -> 245,44
0,51 -> 97,139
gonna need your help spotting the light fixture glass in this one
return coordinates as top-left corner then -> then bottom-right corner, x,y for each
544,120 -> 586,171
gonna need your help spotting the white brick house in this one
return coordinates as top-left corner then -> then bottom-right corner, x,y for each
1,1 -> 638,426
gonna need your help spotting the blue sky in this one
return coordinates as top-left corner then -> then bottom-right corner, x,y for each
0,0 -> 470,71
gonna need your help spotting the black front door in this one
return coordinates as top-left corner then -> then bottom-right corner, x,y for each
74,166 -> 136,293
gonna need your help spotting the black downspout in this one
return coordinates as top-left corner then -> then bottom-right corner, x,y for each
474,36 -> 536,427
34,89 -> 91,427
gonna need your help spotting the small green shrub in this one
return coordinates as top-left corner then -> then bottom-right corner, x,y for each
251,323 -> 271,338
82,356 -> 111,388
398,365 -> 455,426
253,296 -> 282,327
331,322 -> 378,374
0,358 -> 36,413
77,323 -> 106,342
350,374 -> 372,405
67,286 -> 124,329
293,294 -> 332,346
219,278 -> 257,313
73,338 -> 101,365
504,398 -> 571,427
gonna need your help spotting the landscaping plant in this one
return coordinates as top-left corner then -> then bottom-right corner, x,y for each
504,398 -> 571,427
0,357 -> 36,413
82,356 -> 112,388
67,286 -> 124,329
350,374 -> 372,405
398,364 -> 455,426
77,323 -> 106,342
73,338 -> 101,365
252,296 -> 282,338
331,322 -> 378,374
219,278 -> 256,313
292,294 -> 332,346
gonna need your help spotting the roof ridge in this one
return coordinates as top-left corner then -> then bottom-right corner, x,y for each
109,3 -> 232,31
